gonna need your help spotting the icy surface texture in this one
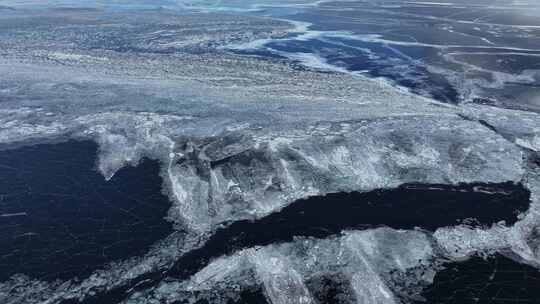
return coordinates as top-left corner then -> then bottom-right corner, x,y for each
163,116 -> 524,232
1,4 -> 540,304
434,154 -> 540,267
463,104 -> 540,152
0,10 -> 528,233
433,105 -> 540,267
126,228 -> 435,304
0,8 -> 290,55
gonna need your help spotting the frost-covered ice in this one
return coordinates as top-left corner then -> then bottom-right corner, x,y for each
126,228 -> 436,304
1,4 -> 540,304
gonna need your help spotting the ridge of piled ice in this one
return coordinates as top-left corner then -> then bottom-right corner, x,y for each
1,106 -> 526,232
125,228 -> 435,304
163,115 -> 525,232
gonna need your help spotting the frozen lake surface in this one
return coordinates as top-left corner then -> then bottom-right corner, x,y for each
0,1 -> 539,304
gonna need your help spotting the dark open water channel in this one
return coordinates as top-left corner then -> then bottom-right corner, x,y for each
0,140 -> 173,282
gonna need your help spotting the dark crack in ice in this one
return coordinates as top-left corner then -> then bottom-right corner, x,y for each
167,182 -> 529,278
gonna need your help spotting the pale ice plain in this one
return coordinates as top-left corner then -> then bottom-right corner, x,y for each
0,1 -> 540,304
